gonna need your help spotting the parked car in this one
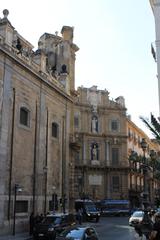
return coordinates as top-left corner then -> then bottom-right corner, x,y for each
100,199 -> 130,216
33,213 -> 76,240
75,199 -> 100,222
129,211 -> 144,227
56,226 -> 99,240
156,208 -> 160,213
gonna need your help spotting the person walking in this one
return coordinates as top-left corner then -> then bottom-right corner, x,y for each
149,212 -> 160,240
85,228 -> 98,240
77,208 -> 83,225
29,212 -> 35,235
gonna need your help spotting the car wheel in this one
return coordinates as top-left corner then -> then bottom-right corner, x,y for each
96,217 -> 99,223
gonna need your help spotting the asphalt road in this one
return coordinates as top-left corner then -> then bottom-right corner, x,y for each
89,216 -> 146,240
27,216 -> 146,240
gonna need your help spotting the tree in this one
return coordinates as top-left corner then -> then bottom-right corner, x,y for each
140,114 -> 160,180
140,113 -> 160,142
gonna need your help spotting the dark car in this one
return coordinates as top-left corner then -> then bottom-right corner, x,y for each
100,199 -> 130,216
56,226 -> 99,240
75,199 -> 100,222
33,213 -> 76,240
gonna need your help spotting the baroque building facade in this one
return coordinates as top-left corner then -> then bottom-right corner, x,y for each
73,86 -> 129,200
0,9 -> 160,235
0,10 -> 78,234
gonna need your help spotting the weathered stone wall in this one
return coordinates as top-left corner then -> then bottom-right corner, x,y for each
0,9 -> 77,233
74,86 -> 129,200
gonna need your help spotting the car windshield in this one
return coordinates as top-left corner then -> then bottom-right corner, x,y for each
42,216 -> 61,224
85,205 -> 97,212
60,228 -> 84,238
132,211 -> 144,217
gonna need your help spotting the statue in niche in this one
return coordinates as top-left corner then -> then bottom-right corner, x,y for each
61,64 -> 68,74
91,116 -> 98,133
92,105 -> 97,113
91,143 -> 98,160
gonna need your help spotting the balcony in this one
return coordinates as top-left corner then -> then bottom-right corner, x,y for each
69,142 -> 81,152
69,133 -> 81,152
75,159 -> 129,170
129,184 -> 143,192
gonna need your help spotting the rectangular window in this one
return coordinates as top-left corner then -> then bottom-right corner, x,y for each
74,116 -> 79,128
111,120 -> 118,131
20,108 -> 29,126
49,200 -> 53,211
112,148 -> 119,165
16,200 -> 28,213
49,196 -> 58,211
52,122 -> 58,138
112,176 -> 119,192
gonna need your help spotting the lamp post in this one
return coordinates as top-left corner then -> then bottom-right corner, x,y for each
129,141 -> 153,239
43,166 -> 48,215
13,184 -> 22,235
52,186 -> 56,213
128,150 -> 139,208
150,149 -> 160,207
62,194 -> 67,214
78,176 -> 82,198
139,138 -> 152,239
141,138 -> 149,210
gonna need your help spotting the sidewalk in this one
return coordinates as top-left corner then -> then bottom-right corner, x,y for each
0,232 -> 32,240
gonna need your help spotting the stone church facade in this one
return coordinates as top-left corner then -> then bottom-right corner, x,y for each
0,10 -> 78,234
1,9 -> 159,235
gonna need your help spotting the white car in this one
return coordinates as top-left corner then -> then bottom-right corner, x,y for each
129,211 -> 144,226
56,226 -> 99,240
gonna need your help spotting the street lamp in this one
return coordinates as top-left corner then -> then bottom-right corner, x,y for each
13,184 -> 22,235
52,186 -> 56,213
43,166 -> 48,215
139,138 -> 153,239
78,176 -> 82,197
141,138 -> 149,209
60,194 -> 67,214
150,150 -> 160,207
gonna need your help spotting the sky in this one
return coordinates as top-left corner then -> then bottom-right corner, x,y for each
0,0 -> 158,137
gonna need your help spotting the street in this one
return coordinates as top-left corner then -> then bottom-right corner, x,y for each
14,216 -> 145,240
91,216 -> 143,240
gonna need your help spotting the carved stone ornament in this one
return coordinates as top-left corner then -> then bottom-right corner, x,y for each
87,86 -> 101,113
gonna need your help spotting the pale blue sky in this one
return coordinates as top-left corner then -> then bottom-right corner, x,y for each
1,1 -> 158,136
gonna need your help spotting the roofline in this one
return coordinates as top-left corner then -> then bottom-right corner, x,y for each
126,117 -> 151,140
0,45 -> 73,103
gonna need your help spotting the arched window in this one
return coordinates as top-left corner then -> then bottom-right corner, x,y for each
20,107 -> 30,127
91,116 -> 98,133
91,143 -> 99,160
52,122 -> 59,138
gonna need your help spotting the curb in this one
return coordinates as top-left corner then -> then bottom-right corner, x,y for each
0,234 -> 32,240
